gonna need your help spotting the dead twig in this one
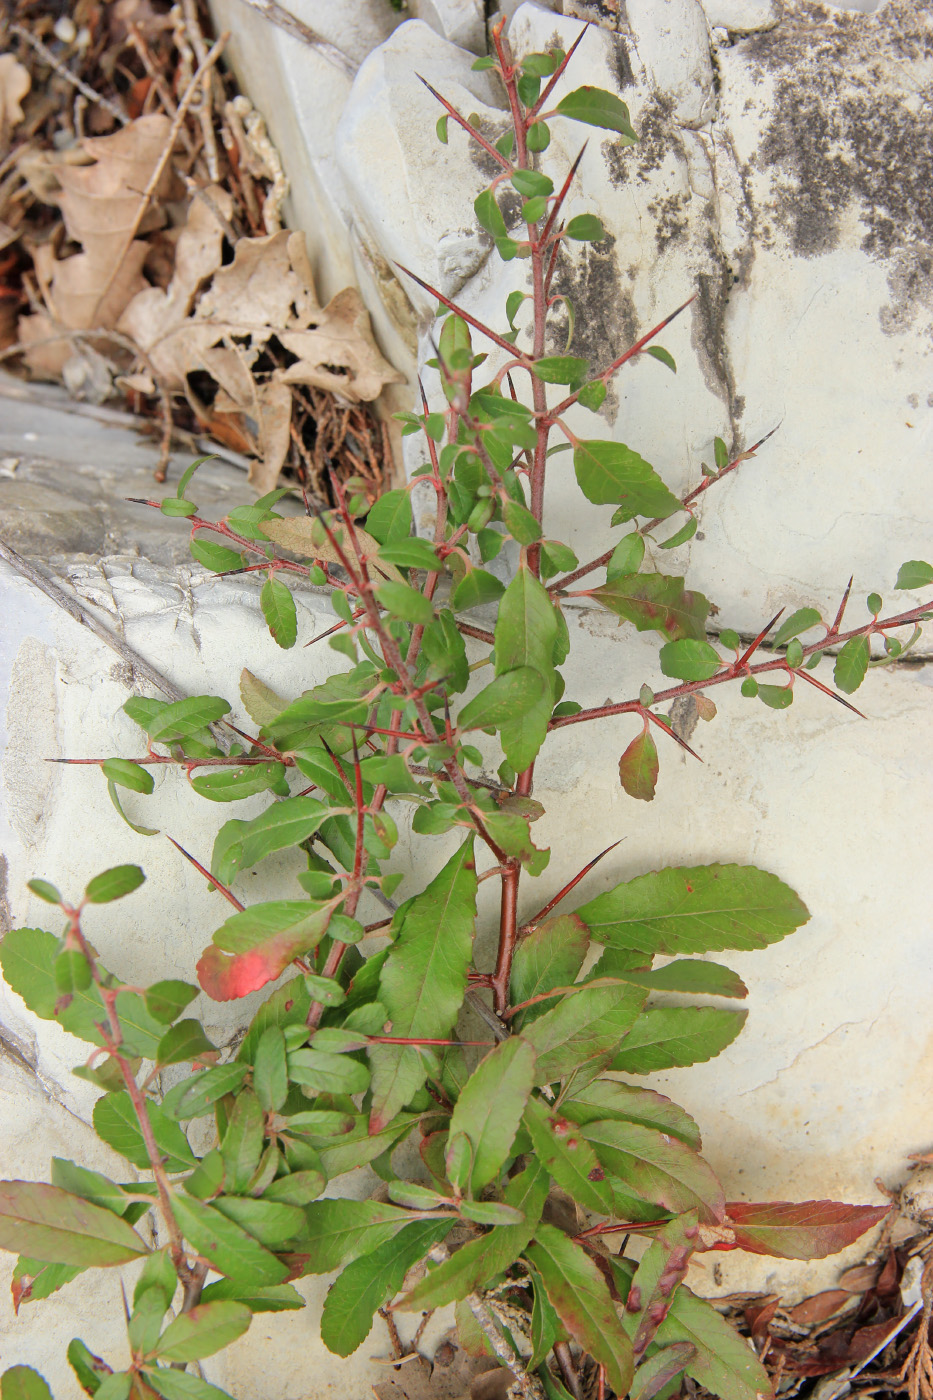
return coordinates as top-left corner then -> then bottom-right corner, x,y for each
9,23 -> 129,127
227,0 -> 358,78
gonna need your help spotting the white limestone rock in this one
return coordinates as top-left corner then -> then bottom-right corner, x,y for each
409,0 -> 487,54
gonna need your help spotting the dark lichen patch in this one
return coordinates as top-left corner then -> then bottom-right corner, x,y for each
648,193 -> 690,254
743,0 -> 933,334
546,234 -> 631,418
602,92 -> 683,190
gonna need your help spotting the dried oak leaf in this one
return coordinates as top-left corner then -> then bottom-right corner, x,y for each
19,114 -> 175,368
120,222 -> 403,493
0,56 -> 30,152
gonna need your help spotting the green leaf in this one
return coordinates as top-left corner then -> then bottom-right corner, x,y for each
161,1064 -> 250,1120
66,1337 -> 111,1394
502,499 -> 543,544
457,668 -> 545,732
1,1368 -> 53,1400
575,864 -> 810,956
253,1026 -> 288,1114
320,1219 -> 454,1358
12,1256 -> 84,1308
145,1368 -> 237,1400
512,169 -> 553,197
198,899 -> 333,1001
198,1280 -> 305,1312
160,498 -> 198,518
622,960 -> 747,999
155,1020 -> 215,1067
378,537 -> 440,570
436,114 -> 448,143
526,121 -> 550,151
190,536 -> 243,573
658,639 -> 722,682
474,189 -> 507,239
0,1183 -> 148,1266
229,796 -> 329,875
190,761 -> 286,803
556,85 -> 637,139
170,1194 -> 289,1286
659,516 -> 698,550
646,345 -> 676,373
132,696 -> 231,744
590,573 -> 710,642
376,580 -> 435,625
93,1093 -> 196,1171
532,356 -> 589,385
522,979 -> 646,1083
50,1159 -> 127,1218
218,1090 -> 263,1193
577,380 -> 607,413
211,1197 -> 305,1248
153,1302 -> 251,1361
262,1167 -> 325,1205
509,915 -> 590,1029
630,1345 -> 696,1400
895,560 -> 933,589
607,533 -> 645,580
564,215 -> 606,242
55,949 -> 91,995
757,683 -> 794,709
26,879 -> 61,905
521,195 -> 547,224
523,1095 -> 614,1214
145,980 -> 198,1024
84,865 -> 144,904
176,455 -> 213,499
134,1249 -> 178,1310
713,437 -> 729,471
618,730 -> 658,801
399,1162 -> 547,1312
526,1224 -> 634,1397
287,1049 -> 370,1095
612,1260 -> 770,1400
494,569 -> 559,773
450,567 -> 505,611
100,759 -> 154,795
772,607 -> 823,648
562,1079 -> 701,1150
366,490 -> 412,545
834,634 -> 870,693
448,1037 -> 536,1193
370,840 -> 477,1129
582,1119 -> 724,1220
621,1213 -> 697,1361
128,1291 -> 171,1361
299,1200 -> 420,1274
785,638 -> 804,668
574,441 -> 680,518
260,576 -> 297,649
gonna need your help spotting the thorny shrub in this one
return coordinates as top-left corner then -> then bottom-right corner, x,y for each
2,20 -> 931,1400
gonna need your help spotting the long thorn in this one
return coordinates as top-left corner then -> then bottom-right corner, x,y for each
736,608 -> 785,669
527,839 -> 623,926
395,263 -> 527,359
646,707 -> 703,762
540,144 -> 587,244
165,836 -> 244,911
796,666 -> 867,718
529,26 -> 589,118
832,575 -> 854,634
416,74 -> 512,169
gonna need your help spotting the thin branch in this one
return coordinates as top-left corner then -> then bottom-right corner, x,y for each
417,76 -> 512,169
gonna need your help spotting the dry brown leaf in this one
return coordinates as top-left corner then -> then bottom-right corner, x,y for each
119,216 -> 401,490
260,514 -> 404,582
788,1290 -> 854,1327
0,56 -> 30,152
19,114 -> 175,355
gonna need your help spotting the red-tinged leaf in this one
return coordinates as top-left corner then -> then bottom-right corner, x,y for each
526,1223 -> 634,1398
723,1200 -> 891,1260
622,1213 -> 699,1361
582,1119 -> 725,1223
619,730 -> 658,801
629,1343 -> 696,1400
197,901 -> 334,1001
590,574 -> 710,642
509,914 -> 590,1029
153,1301 -> 252,1361
0,1182 -> 149,1267
523,1096 -> 614,1216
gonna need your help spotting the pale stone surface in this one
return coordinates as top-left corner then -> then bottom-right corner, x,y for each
3,0 -> 933,1387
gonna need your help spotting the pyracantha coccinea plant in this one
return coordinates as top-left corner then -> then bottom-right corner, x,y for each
3,18 -> 929,1400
